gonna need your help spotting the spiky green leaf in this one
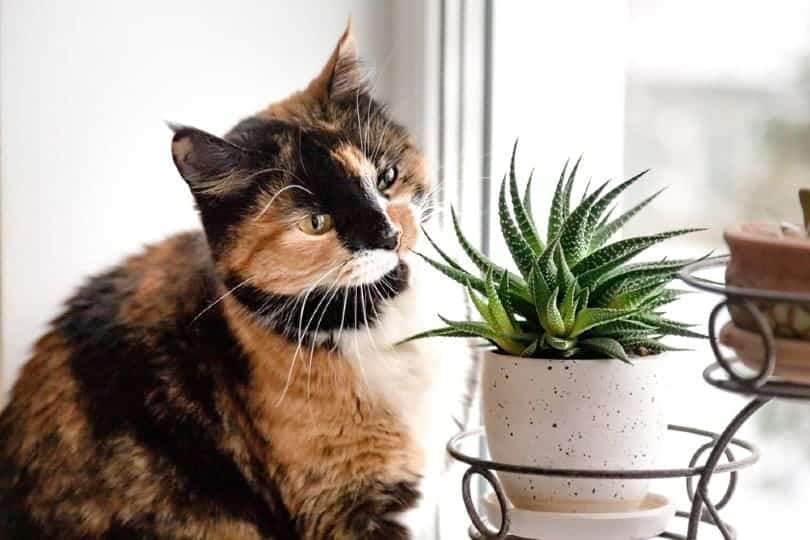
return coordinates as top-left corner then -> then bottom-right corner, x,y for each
560,281 -> 578,333
577,287 -> 591,310
421,226 -> 465,271
587,170 -> 650,234
589,319 -> 655,337
571,307 -> 637,337
574,229 -> 704,287
580,337 -> 630,362
606,281 -> 666,310
540,287 -> 565,336
396,326 -> 476,345
600,329 -> 658,342
508,142 -> 543,253
522,339 -> 540,357
439,316 -> 525,355
559,181 -> 609,265
561,155 -> 582,218
467,284 -> 495,326
592,258 -> 697,305
547,159 -> 571,240
596,204 -> 616,231
529,267 -> 552,322
485,269 -> 516,335
641,289 -> 691,310
499,178 -> 535,277
555,243 -> 576,289
590,188 -> 665,249
622,339 -> 687,355
416,251 -> 536,319
450,207 -> 528,292
416,251 -> 484,292
535,238 -> 559,288
635,314 -> 708,339
581,178 -> 593,201
497,270 -> 519,326
523,169 -> 536,222
546,334 -> 578,352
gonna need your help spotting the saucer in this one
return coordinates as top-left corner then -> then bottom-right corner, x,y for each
479,491 -> 675,540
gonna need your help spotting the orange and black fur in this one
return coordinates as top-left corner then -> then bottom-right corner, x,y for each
0,26 -> 474,539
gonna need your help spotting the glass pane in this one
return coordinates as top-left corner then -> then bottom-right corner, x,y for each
626,1 -> 810,537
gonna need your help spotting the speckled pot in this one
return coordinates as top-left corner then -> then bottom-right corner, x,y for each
481,350 -> 668,513
725,223 -> 810,339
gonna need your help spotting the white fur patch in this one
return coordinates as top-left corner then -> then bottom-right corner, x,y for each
335,247 -> 474,536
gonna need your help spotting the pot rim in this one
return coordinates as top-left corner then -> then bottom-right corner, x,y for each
724,222 -> 810,252
483,348 -> 672,363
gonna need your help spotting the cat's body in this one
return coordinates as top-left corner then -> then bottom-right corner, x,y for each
0,26 -> 474,539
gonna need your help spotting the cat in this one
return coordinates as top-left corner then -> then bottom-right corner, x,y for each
0,24 -> 475,540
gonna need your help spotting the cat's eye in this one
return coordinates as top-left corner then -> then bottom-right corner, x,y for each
377,166 -> 398,192
298,213 -> 333,235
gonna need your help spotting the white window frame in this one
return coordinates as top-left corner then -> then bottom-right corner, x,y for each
390,2 -> 628,537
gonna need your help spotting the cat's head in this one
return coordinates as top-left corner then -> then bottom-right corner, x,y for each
170,24 -> 430,339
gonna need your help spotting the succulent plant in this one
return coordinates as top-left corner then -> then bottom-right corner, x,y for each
405,144 -> 706,361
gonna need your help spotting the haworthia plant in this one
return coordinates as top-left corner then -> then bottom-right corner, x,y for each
401,143 -> 707,362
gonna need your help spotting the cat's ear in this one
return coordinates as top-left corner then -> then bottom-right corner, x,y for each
170,124 -> 254,197
306,19 -> 367,102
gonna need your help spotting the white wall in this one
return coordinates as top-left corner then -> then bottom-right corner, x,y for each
0,0 -> 400,394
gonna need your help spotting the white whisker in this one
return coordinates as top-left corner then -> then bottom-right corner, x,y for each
276,262 -> 346,406
351,287 -> 368,388
359,284 -> 378,354
331,284 -> 351,353
255,184 -> 314,221
306,277 -> 345,401
192,276 -> 254,323
297,127 -> 309,177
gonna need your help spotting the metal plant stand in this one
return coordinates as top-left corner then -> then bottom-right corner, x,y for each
449,256 -> 810,539
681,256 -> 810,538
449,425 -> 759,539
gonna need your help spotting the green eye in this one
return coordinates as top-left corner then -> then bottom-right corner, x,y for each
377,166 -> 398,192
298,213 -> 333,235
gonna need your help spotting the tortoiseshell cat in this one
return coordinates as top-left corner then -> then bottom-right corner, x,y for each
0,26 -> 474,539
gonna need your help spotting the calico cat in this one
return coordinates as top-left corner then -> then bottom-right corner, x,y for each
0,25 -> 474,539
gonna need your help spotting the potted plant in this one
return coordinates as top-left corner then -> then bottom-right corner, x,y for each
404,145 -> 704,513
720,189 -> 810,384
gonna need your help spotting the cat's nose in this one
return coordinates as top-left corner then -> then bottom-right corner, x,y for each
379,227 -> 401,251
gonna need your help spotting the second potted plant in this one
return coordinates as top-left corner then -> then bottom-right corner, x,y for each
720,189 -> 810,383
405,145 -> 705,513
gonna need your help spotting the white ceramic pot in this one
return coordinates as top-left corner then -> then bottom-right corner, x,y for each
481,350 -> 669,513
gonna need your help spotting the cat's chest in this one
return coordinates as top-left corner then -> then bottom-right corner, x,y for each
354,339 -> 467,443
341,333 -> 472,536
338,298 -> 473,477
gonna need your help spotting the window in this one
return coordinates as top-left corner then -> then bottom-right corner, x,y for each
625,1 -> 810,537
436,1 -> 810,537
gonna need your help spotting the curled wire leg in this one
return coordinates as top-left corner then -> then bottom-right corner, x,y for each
686,442 -> 737,510
686,398 -> 771,540
660,511 -> 737,540
709,298 -> 775,388
462,466 -> 510,540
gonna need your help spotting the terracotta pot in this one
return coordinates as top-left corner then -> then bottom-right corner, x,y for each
719,322 -> 810,384
724,223 -> 810,339
481,350 -> 669,513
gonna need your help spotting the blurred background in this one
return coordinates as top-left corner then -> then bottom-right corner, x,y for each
2,0 -> 809,538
